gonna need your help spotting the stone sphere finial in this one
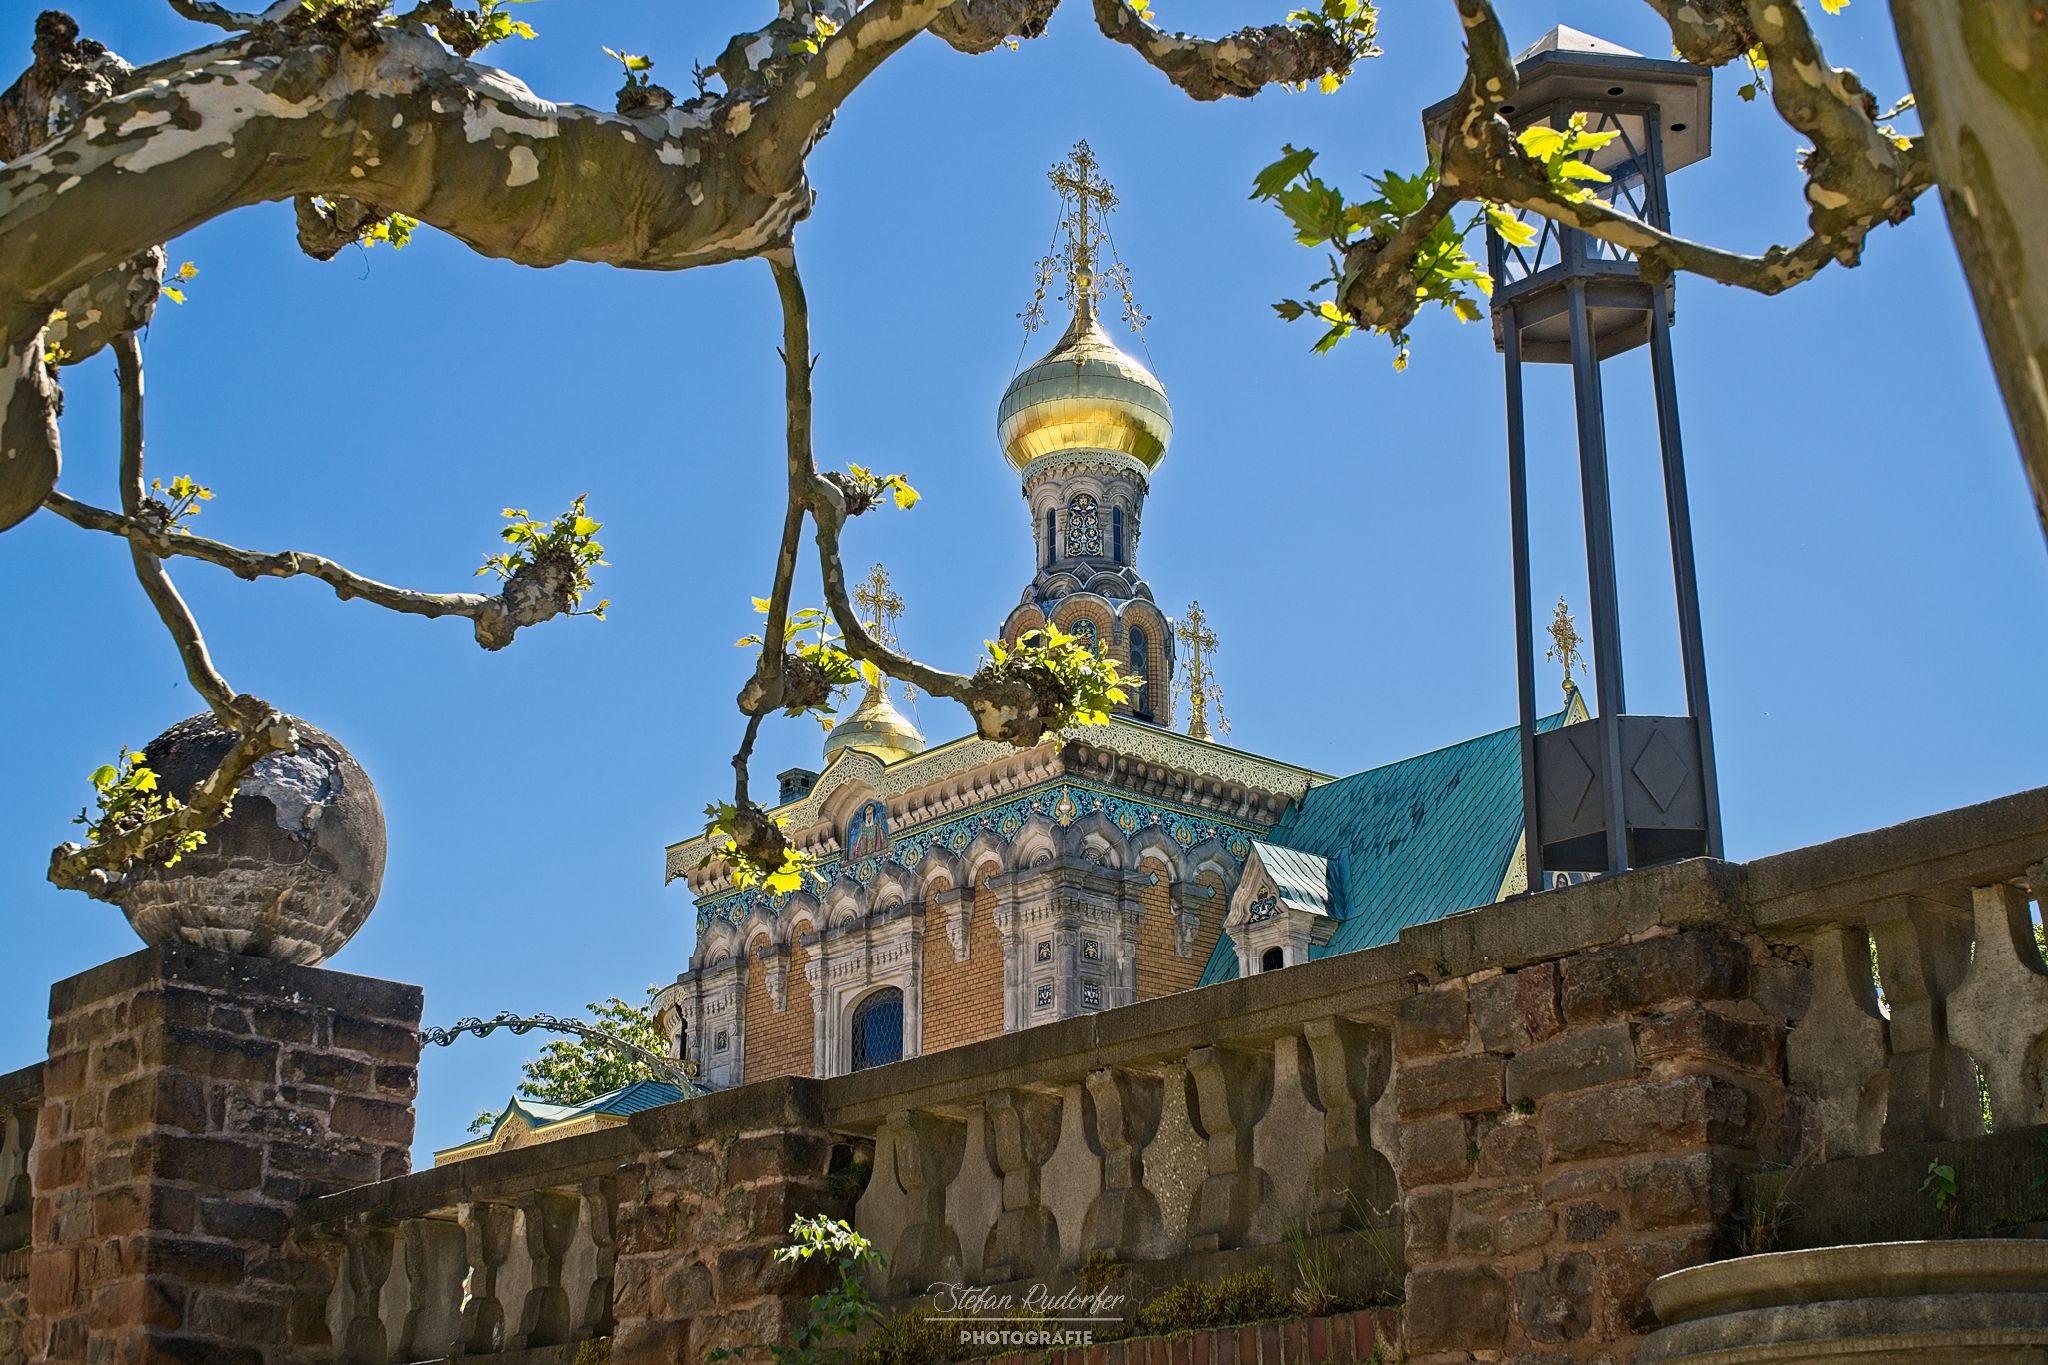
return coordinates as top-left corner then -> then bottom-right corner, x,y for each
113,713 -> 386,966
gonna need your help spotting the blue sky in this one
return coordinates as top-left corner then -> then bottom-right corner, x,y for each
3,1 -> 2040,1160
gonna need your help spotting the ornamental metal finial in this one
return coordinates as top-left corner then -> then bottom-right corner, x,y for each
1546,596 -> 1583,697
854,562 -> 905,651
1175,600 -> 1228,741
1022,140 -> 1150,337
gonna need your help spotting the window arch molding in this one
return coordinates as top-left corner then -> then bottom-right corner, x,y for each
849,987 -> 905,1072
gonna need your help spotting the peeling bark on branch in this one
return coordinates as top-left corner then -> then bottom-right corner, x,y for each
1891,0 -> 2048,543
1090,0 -> 1361,101
42,490 -> 578,651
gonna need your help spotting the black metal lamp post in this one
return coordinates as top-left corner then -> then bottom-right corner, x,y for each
1425,27 -> 1721,880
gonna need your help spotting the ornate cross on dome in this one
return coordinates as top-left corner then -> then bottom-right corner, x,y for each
855,562 -> 904,650
1023,140 -> 1149,337
1546,596 -> 1583,697
1175,601 -> 1228,741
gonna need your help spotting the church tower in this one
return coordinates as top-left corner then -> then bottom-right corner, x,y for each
998,142 -> 1177,726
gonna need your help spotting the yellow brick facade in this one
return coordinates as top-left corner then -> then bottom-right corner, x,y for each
1135,872 -> 1226,1000
920,882 -> 1005,1055
742,920 -> 815,1083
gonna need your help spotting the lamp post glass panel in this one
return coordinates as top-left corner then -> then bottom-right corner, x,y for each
1430,28 -> 1724,879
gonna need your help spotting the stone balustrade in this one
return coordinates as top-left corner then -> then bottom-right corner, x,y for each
1749,787 -> 2048,1156
5,787 -> 2044,1364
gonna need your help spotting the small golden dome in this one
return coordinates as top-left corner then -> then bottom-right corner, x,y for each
998,306 -> 1172,474
823,683 -> 926,766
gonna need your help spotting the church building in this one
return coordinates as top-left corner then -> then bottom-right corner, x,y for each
656,145 -> 1581,1090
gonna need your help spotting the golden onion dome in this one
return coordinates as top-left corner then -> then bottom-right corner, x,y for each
997,304 -> 1172,474
822,682 -> 926,767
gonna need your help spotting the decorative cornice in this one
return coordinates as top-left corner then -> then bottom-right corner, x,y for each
1021,449 -> 1152,491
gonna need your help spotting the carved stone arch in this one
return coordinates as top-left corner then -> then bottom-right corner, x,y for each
1002,603 -> 1047,642
699,920 -> 741,967
1012,814 -> 1062,870
819,778 -> 884,841
869,864 -> 917,916
1128,827 -> 1193,885
1038,572 -> 1083,598
915,851 -> 963,902
778,893 -> 823,945
739,909 -> 779,959
823,885 -> 865,933
1081,571 -> 1128,598
1062,811 -> 1127,870
1185,838 -> 1237,892
962,831 -> 1010,888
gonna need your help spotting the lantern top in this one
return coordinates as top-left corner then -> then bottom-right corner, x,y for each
1422,25 -> 1713,174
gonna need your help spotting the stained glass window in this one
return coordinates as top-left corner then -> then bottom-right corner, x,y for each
1066,495 -> 1101,557
1044,508 -> 1056,567
1129,626 -> 1151,717
1112,506 -> 1125,562
1072,618 -> 1098,653
850,988 -> 904,1071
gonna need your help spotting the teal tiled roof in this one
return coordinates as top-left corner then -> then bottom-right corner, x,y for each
1198,710 -> 1564,987
484,1078 -> 684,1137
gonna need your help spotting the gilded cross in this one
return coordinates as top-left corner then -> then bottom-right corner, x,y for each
1546,596 -> 1583,697
854,563 -> 904,651
1175,601 -> 1228,741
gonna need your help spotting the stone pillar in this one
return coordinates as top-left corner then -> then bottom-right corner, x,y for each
1393,922 -> 1796,1364
26,945 -> 421,1364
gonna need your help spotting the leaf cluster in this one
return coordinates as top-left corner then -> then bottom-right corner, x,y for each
979,624 -> 1135,733
604,46 -> 655,88
1253,149 -> 1488,368
478,494 -> 611,618
73,747 -> 210,868
836,463 -> 920,516
160,260 -> 199,306
700,801 -> 819,896
789,13 -> 840,58
145,474 -> 214,533
1284,0 -> 1380,92
431,0 -> 537,57
736,601 -> 865,726
710,1216 -> 886,1364
1515,114 -> 1621,204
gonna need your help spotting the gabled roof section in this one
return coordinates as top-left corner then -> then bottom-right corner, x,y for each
1199,709 -> 1568,987
1247,841 -> 1335,918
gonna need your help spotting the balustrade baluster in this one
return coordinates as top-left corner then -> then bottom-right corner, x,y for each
1870,898 -> 1980,1144
1081,1068 -> 1164,1261
576,1177 -> 620,1339
339,1226 -> 396,1365
1949,872 -> 2048,1128
515,1189 -> 579,1347
981,1088 -> 1061,1282
459,1200 -> 518,1353
1184,1044 -> 1273,1253
1303,1017 -> 1395,1231
1788,923 -> 1891,1156
398,1216 -> 465,1360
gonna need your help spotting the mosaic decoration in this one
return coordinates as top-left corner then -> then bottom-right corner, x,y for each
1082,939 -> 1100,961
1247,893 -> 1281,923
714,1028 -> 729,1052
1071,618 -> 1099,654
846,800 -> 889,862
696,780 -> 1264,932
1036,983 -> 1055,1009
1065,495 -> 1101,557
1082,982 -> 1102,1009
1035,939 -> 1053,964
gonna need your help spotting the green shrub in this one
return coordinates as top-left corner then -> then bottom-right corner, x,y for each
1132,1267 -> 1290,1336
854,1308 -> 963,1365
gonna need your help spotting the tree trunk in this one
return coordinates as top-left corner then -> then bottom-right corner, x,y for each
1891,1 -> 2048,545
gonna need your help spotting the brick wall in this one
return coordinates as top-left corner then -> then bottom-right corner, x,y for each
26,945 -> 420,1364
1134,876 -> 1224,1001
921,886 -> 1004,1055
1393,924 -> 1796,1362
743,923 -> 816,1083
610,1080 -> 854,1363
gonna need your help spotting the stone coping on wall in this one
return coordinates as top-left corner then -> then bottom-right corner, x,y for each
1745,783 -> 2048,928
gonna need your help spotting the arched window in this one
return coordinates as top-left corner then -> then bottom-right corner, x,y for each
850,988 -> 904,1071
1065,495 -> 1101,557
1111,506 -> 1125,563
1261,947 -> 1285,973
1044,508 -> 1056,568
1071,618 -> 1099,654
1128,626 -> 1151,718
